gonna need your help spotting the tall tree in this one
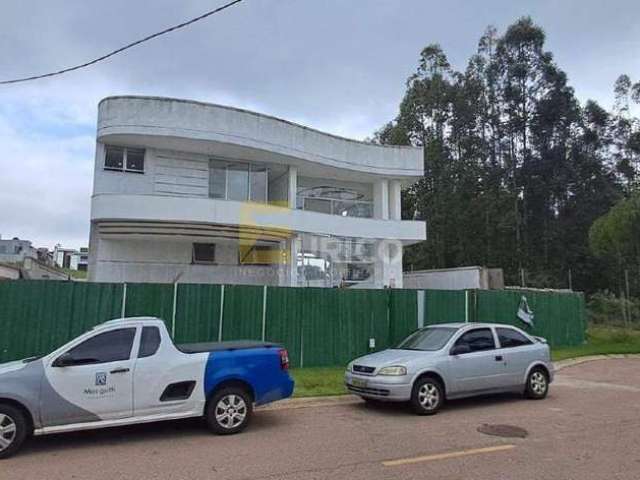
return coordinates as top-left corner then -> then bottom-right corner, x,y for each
378,17 -> 628,293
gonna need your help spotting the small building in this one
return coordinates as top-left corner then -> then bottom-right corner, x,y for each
88,96 -> 426,287
53,246 -> 89,271
0,236 -> 37,263
403,266 -> 505,290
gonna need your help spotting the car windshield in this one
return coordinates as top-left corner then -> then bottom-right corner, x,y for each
394,327 -> 457,351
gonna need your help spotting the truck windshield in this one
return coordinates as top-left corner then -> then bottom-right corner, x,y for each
395,327 -> 457,351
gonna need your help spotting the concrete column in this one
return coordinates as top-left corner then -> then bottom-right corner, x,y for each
373,179 -> 389,220
288,166 -> 297,209
288,236 -> 298,286
374,240 -> 404,288
388,180 -> 402,220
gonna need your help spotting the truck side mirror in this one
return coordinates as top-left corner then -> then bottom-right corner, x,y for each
52,352 -> 75,367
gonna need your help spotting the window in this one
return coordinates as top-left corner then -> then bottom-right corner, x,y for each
138,327 -> 161,358
64,328 -> 136,365
208,159 -> 268,202
227,163 -> 249,201
125,148 -> 145,172
209,159 -> 226,199
105,146 -> 125,170
396,327 -> 457,351
104,145 -> 145,173
249,166 -> 267,202
453,328 -> 496,353
193,243 -> 216,264
497,328 -> 532,348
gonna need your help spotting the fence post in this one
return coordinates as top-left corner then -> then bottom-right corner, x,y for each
464,290 -> 469,323
120,283 -> 127,318
218,285 -> 225,341
417,290 -> 425,328
299,326 -> 304,368
171,282 -> 178,338
261,285 -> 267,341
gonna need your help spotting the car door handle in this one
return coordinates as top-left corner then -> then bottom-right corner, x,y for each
494,355 -> 503,362
110,368 -> 130,374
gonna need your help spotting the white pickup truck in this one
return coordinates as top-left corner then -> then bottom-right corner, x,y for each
0,317 -> 294,458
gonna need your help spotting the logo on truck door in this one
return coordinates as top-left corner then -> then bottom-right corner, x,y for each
95,372 -> 107,386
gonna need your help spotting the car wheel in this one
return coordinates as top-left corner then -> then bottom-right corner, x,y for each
410,376 -> 444,415
205,387 -> 253,435
0,404 -> 28,460
525,367 -> 549,400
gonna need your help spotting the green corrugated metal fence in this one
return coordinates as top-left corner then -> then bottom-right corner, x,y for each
475,289 -> 587,347
0,281 -> 587,366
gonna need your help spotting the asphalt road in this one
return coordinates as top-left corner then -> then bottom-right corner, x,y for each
2,358 -> 640,480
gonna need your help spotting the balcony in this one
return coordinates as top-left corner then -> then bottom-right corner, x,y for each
90,194 -> 426,244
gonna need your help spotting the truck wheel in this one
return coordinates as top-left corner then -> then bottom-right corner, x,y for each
0,404 -> 28,460
205,387 -> 253,435
410,376 -> 444,415
525,367 -> 549,399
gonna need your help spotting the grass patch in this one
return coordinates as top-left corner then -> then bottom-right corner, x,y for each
551,326 -> 640,361
291,367 -> 346,398
291,327 -> 640,398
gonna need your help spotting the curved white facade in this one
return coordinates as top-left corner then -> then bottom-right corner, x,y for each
97,96 -> 423,179
89,96 -> 426,288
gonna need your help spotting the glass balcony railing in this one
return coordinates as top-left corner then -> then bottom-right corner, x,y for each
296,196 -> 373,218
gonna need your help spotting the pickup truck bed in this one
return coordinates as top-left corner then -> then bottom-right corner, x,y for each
178,340 -> 281,354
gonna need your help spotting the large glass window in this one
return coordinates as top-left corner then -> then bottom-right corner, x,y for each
250,166 -> 267,202
296,235 -> 376,288
209,160 -> 226,199
208,159 -> 267,202
227,163 -> 249,201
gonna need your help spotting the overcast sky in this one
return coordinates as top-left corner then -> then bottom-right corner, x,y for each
1,0 -> 639,250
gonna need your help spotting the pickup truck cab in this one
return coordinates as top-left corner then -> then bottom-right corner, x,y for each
0,317 -> 294,458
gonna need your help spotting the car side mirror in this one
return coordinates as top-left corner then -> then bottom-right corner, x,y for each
52,352 -> 75,367
450,344 -> 471,356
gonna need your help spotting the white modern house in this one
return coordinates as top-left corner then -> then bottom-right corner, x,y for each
88,96 -> 425,288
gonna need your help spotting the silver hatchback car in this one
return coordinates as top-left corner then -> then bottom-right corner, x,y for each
345,323 -> 553,414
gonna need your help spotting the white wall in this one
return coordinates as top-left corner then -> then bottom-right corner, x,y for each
92,238 -> 285,285
98,96 -> 424,179
403,267 -> 486,290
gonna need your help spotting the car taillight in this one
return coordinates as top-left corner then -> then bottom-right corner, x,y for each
279,349 -> 290,370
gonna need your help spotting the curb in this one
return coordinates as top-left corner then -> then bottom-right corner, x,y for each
259,354 -> 640,412
553,353 -> 640,371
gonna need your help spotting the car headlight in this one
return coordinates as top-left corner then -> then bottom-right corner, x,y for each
346,362 -> 354,372
378,366 -> 407,376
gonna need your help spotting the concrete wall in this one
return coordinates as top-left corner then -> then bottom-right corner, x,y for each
91,238 -> 285,285
403,266 -> 499,290
0,264 -> 20,280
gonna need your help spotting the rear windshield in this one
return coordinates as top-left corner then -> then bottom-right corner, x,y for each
395,327 -> 457,351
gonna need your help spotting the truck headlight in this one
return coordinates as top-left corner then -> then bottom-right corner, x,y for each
378,366 -> 407,376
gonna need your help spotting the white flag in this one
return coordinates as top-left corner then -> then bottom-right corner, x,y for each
517,295 -> 534,327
